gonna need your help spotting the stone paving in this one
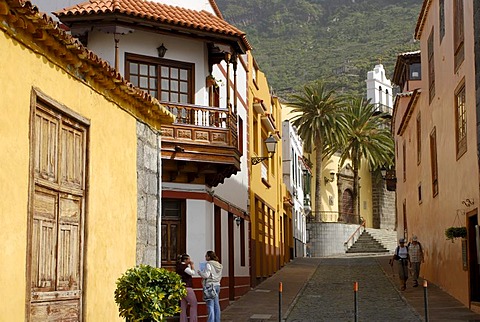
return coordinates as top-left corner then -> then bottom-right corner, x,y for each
285,257 -> 421,321
222,255 -> 480,322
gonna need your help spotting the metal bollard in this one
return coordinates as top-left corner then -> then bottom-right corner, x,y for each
354,281 -> 358,322
279,282 -> 283,322
423,280 -> 429,322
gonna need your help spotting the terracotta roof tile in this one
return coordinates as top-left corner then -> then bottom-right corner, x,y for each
56,0 -> 249,48
208,0 -> 223,20
0,0 -> 174,128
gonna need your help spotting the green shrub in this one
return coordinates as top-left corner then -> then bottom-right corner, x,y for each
114,264 -> 187,322
445,227 -> 467,241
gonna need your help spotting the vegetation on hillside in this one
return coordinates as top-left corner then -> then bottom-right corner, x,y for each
216,0 -> 422,98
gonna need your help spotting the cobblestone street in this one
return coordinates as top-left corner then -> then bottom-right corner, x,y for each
222,255 -> 480,322
285,257 -> 421,321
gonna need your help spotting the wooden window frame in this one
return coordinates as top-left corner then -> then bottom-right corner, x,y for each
454,0 -> 465,71
238,116 -> 244,156
27,88 -> 89,321
125,53 -> 195,104
439,0 -> 445,42
418,183 -> 422,204
253,60 -> 259,90
253,114 -> 259,155
403,141 -> 406,182
240,219 -> 246,266
430,127 -> 439,197
428,28 -> 435,103
455,82 -> 467,158
417,113 -> 421,164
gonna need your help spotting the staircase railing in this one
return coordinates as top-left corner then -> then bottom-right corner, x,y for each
344,218 -> 366,252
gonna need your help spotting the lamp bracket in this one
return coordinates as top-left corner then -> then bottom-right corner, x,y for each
251,155 -> 272,165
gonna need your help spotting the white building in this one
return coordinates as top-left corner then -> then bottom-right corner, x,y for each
366,64 -> 394,114
282,120 -> 309,257
42,0 -> 253,315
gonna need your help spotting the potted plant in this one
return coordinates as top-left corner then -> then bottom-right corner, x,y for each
114,264 -> 187,322
445,226 -> 467,242
206,75 -> 217,87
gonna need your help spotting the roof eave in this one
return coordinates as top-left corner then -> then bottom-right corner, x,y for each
414,0 -> 432,40
58,14 -> 250,53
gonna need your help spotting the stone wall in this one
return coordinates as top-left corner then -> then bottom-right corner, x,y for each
136,122 -> 161,266
372,172 -> 396,229
307,222 -> 359,257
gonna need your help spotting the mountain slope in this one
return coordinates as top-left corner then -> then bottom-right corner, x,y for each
216,0 -> 422,98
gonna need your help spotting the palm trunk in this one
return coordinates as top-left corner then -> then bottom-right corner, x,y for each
314,144 -> 323,221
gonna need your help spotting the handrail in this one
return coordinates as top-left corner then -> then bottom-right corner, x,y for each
344,219 -> 366,251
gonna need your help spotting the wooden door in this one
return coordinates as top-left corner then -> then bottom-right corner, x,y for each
29,100 -> 87,321
468,213 -> 480,302
341,189 -> 354,223
161,199 -> 186,270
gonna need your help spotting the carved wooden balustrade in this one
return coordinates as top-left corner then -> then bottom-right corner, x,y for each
160,102 -> 240,187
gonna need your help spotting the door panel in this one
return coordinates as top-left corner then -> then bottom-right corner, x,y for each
29,101 -> 86,321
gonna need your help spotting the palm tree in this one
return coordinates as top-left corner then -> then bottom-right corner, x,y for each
288,81 -> 346,221
335,96 -> 394,223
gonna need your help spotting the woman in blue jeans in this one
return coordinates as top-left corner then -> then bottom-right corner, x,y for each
198,250 -> 223,322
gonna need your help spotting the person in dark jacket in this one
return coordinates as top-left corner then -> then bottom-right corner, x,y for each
176,254 -> 198,322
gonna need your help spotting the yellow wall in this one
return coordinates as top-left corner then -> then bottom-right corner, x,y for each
0,30 -> 137,320
248,52 -> 284,277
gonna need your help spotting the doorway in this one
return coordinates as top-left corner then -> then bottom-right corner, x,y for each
468,211 -> 480,302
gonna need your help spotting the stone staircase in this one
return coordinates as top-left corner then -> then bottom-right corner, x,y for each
365,228 -> 398,253
346,229 -> 394,254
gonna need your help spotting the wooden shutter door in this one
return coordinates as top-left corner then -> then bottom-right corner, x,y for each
29,101 -> 86,321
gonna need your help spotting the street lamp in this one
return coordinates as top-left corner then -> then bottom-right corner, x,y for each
157,43 -> 167,58
251,135 -> 277,165
324,171 -> 335,185
380,167 -> 397,191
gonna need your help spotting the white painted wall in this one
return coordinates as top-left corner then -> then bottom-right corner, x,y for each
366,64 -> 393,108
187,198 -> 213,266
282,121 -> 307,254
214,55 -> 249,212
87,30 -> 211,106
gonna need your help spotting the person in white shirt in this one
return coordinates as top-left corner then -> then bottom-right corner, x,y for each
392,238 -> 410,290
198,251 -> 223,322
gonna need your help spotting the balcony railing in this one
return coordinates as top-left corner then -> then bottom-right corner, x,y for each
161,102 -> 238,148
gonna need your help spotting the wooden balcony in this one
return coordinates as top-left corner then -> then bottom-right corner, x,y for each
161,102 -> 240,187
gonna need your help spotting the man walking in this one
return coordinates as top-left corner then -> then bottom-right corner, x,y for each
409,235 -> 424,287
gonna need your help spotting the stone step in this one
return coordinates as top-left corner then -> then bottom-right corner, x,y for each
346,230 -> 389,254
365,228 -> 398,253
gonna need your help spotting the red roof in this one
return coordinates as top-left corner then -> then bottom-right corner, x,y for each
56,0 -> 251,50
0,0 -> 175,127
